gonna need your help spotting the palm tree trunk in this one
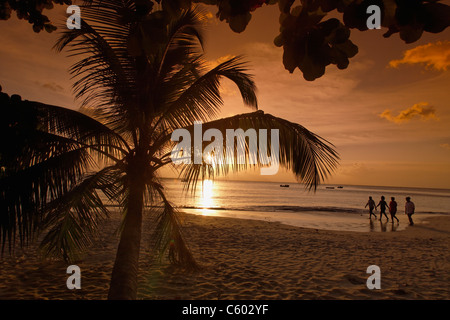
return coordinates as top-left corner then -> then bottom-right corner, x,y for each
107,177 -> 145,300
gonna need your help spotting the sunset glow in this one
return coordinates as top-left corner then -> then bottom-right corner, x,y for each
1,4 -> 449,189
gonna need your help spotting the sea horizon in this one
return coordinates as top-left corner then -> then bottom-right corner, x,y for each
160,176 -> 450,193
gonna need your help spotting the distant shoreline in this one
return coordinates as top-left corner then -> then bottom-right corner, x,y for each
159,177 -> 450,192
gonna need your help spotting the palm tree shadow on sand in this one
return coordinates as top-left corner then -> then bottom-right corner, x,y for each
0,2 -> 339,299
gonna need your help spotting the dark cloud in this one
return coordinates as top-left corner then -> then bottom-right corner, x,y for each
36,81 -> 65,92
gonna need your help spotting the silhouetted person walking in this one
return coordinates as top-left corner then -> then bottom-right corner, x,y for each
405,197 -> 415,226
376,196 -> 389,221
389,197 -> 399,223
365,196 -> 377,219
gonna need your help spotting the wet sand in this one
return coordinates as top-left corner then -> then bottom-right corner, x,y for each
183,208 -> 433,232
0,211 -> 449,299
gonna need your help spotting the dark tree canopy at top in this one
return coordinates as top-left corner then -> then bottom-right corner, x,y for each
0,0 -> 72,32
1,0 -> 449,80
202,0 -> 450,80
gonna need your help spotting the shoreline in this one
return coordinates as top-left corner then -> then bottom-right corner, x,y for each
0,212 -> 449,299
182,208 -> 443,232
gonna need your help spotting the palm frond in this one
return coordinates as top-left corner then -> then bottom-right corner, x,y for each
172,110 -> 339,191
149,184 -> 198,269
155,8 -> 206,76
0,147 -> 93,254
39,165 -> 123,262
0,97 -> 127,255
54,1 -> 136,133
133,8 -> 208,129
1,98 -> 130,163
31,100 -> 131,158
157,55 -> 258,131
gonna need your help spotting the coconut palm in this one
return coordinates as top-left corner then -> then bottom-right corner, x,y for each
0,1 -> 338,300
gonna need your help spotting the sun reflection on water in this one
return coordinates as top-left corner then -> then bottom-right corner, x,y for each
200,179 -> 214,215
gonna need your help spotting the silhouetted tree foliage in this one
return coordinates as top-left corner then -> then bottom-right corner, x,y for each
2,0 -> 449,80
0,0 -> 73,32
194,0 -> 450,80
0,86 -> 28,178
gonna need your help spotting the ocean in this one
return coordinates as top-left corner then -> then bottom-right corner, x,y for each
160,179 -> 450,232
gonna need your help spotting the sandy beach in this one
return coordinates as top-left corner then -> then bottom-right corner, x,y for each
0,211 -> 449,300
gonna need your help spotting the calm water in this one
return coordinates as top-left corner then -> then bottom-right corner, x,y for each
159,179 -> 450,232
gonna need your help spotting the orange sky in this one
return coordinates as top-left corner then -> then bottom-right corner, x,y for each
1,3 -> 450,189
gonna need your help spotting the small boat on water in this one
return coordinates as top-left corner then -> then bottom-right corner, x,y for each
280,184 -> 290,188
337,186 -> 343,189
326,186 -> 335,189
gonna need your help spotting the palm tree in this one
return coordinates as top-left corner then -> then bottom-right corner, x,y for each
0,1 -> 339,299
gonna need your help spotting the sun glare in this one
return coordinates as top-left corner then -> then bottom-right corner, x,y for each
204,154 -> 216,168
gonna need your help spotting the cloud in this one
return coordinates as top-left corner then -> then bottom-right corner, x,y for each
35,81 -> 64,93
337,162 -> 371,177
206,54 -> 237,68
379,102 -> 439,123
197,7 -> 218,26
389,41 -> 450,71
